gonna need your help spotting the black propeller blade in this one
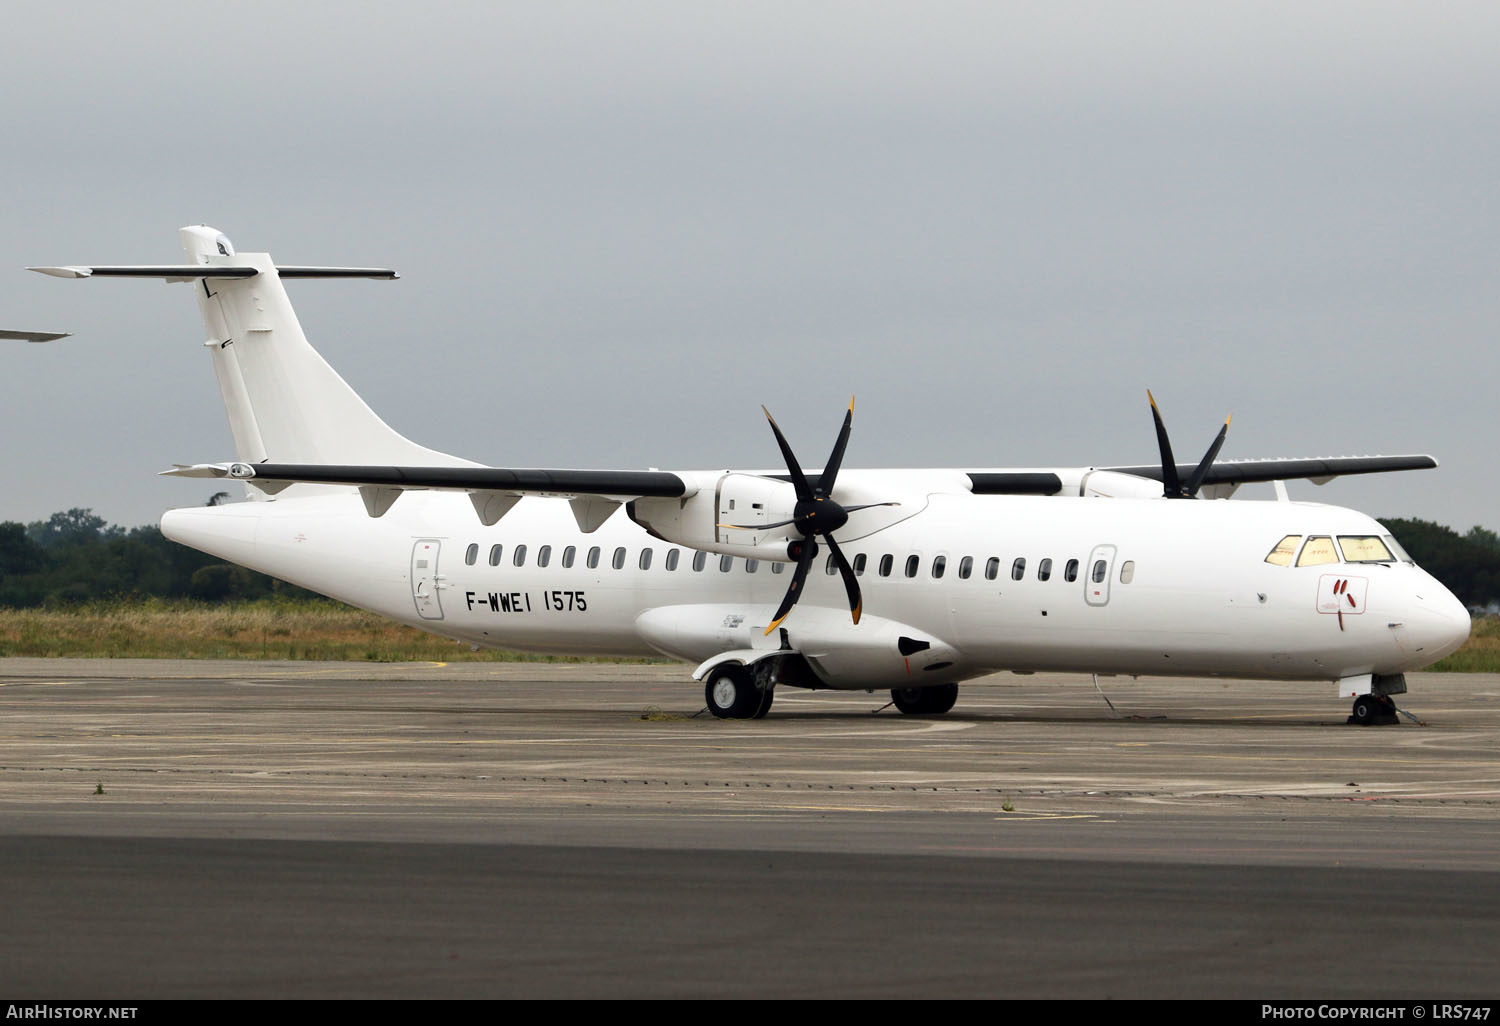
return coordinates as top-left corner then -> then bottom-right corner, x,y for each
717,399 -> 898,632
1147,390 -> 1232,499
760,400 -> 863,634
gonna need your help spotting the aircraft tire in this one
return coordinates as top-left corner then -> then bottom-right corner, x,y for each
890,683 -> 959,715
705,664 -> 762,719
751,685 -> 775,719
1350,694 -> 1396,726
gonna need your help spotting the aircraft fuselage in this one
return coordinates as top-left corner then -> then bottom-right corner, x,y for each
162,484 -> 1470,691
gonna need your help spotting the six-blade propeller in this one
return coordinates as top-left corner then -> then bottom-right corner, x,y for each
727,391 -> 1229,631
719,399 -> 895,635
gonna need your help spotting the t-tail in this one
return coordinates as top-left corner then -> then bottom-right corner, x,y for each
31,226 -> 475,497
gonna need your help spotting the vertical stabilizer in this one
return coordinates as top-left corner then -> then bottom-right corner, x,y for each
178,225 -> 475,471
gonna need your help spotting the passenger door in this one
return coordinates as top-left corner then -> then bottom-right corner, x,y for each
1084,544 -> 1116,607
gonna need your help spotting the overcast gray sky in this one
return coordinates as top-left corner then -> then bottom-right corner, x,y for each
3,2 -> 1496,530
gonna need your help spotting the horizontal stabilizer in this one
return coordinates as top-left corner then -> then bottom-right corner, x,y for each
276,267 -> 399,279
0,328 -> 70,342
29,265 -> 259,280
29,265 -> 396,281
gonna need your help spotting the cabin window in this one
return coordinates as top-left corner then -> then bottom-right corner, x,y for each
1264,535 -> 1301,566
638,548 -> 652,570
586,546 -> 600,569
931,555 -> 946,579
1296,536 -> 1338,567
720,554 -> 734,572
1065,558 -> 1079,582
488,544 -> 503,567
826,555 -> 839,576
1119,560 -> 1135,584
958,556 -> 973,580
879,554 -> 894,577
984,557 -> 999,581
665,548 -> 680,571
612,547 -> 627,570
513,544 -> 527,567
692,550 -> 707,572
1092,559 -> 1107,584
746,559 -> 759,573
562,545 -> 576,568
771,561 -> 785,574
1011,558 -> 1026,581
1037,558 -> 1052,582
1338,536 -> 1396,563
465,543 -> 478,566
904,555 -> 919,578
853,553 -> 867,576
537,545 -> 551,568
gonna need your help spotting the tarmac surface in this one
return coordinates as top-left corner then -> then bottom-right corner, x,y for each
1,658 -> 1497,998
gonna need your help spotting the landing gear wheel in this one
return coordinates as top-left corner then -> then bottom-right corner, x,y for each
751,685 -> 775,719
705,665 -> 765,719
890,683 -> 959,715
1350,694 -> 1397,726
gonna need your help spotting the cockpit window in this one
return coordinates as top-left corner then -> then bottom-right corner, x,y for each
1338,535 -> 1395,563
1296,536 -> 1338,567
1264,535 -> 1301,566
1383,534 -> 1414,563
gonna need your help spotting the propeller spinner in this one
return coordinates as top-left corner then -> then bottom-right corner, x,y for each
1147,390 -> 1231,499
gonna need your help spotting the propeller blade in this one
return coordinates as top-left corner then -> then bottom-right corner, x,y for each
719,519 -> 799,530
1147,390 -> 1182,497
819,398 -> 855,496
823,534 -> 863,625
1184,415 -> 1232,497
766,539 -> 819,635
762,406 -> 812,502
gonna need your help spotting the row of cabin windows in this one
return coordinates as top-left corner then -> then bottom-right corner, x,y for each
461,542 -> 1135,584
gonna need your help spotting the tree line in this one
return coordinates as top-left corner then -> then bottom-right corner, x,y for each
0,507 -> 309,606
2,506 -> 1499,610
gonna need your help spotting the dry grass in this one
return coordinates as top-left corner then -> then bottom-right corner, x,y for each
1430,613 -> 1500,673
1,600 -> 1495,671
0,598 -> 658,662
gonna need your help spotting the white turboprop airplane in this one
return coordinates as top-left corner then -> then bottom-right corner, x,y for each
30,226 -> 1471,723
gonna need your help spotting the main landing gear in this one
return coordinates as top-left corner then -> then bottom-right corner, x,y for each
704,664 -> 774,719
890,683 -> 959,716
1349,693 -> 1400,726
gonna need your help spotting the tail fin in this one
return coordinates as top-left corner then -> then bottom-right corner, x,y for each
34,226 -> 474,474
178,226 -> 472,468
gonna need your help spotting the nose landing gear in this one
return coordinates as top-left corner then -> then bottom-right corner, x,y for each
1349,693 -> 1400,726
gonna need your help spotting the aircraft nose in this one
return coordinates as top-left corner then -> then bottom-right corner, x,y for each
1409,578 -> 1471,663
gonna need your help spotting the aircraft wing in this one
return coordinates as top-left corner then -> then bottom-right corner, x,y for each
164,452 -> 1438,528
1102,454 -> 1438,487
164,461 -> 690,531
0,328 -> 71,342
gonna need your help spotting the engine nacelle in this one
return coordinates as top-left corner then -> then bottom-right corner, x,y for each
1077,470 -> 1170,499
630,472 -> 801,561
629,470 -> 929,561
